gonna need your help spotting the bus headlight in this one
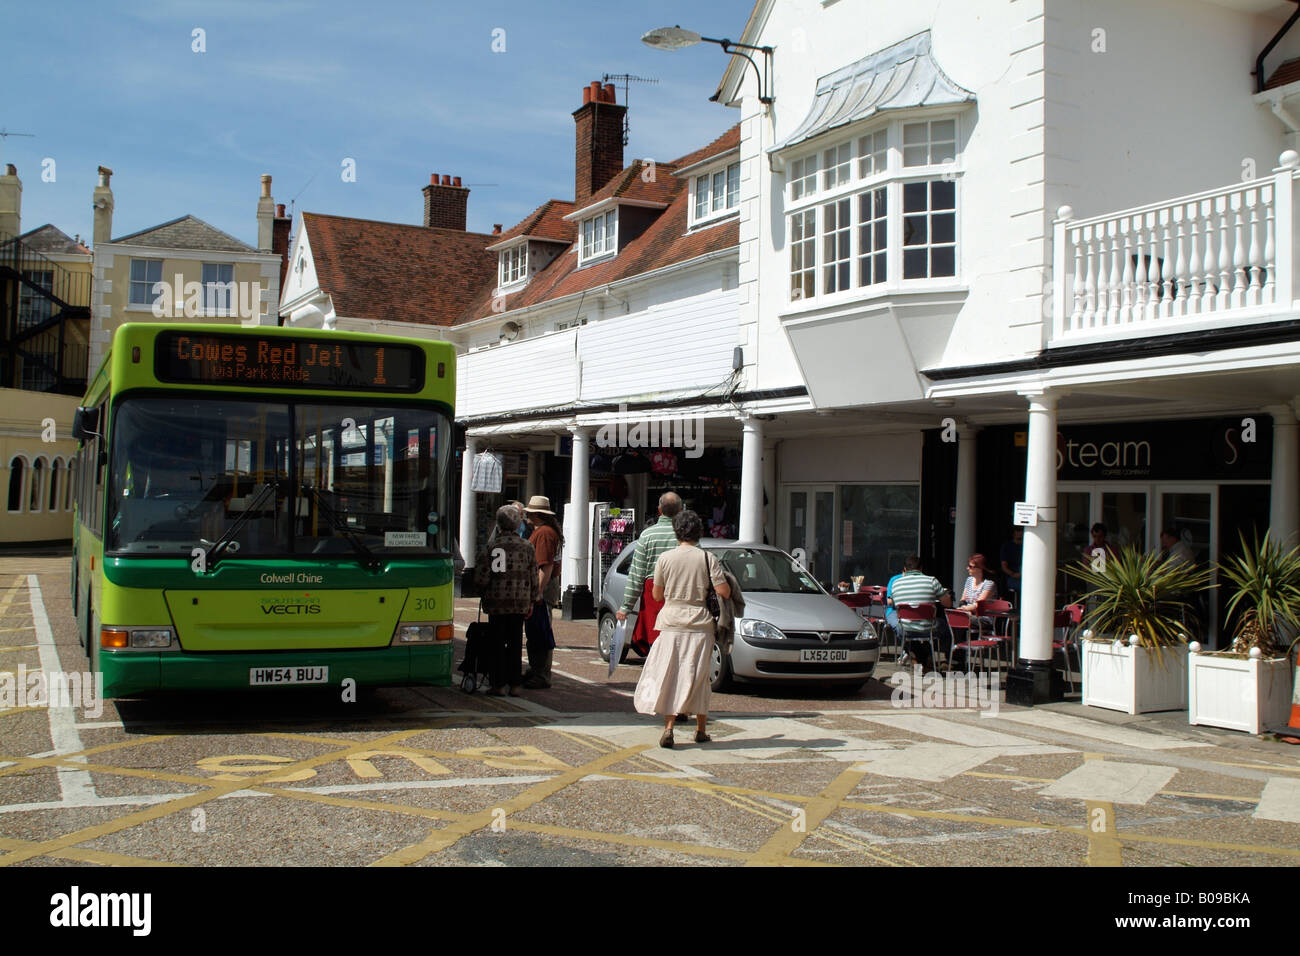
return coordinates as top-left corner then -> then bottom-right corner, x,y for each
131,629 -> 174,648
392,622 -> 454,644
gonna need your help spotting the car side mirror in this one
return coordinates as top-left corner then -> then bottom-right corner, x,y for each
72,406 -> 100,441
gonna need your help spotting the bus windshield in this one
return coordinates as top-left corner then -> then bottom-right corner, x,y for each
107,396 -> 451,559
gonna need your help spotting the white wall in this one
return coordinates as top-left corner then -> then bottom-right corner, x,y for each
779,432 -> 921,484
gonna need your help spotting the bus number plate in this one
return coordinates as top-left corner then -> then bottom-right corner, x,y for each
249,666 -> 328,686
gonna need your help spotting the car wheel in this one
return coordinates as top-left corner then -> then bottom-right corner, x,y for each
710,640 -> 733,692
597,613 -> 615,662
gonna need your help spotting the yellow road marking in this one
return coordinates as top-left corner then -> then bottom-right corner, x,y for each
746,767 -> 867,867
1086,802 -> 1122,866
0,706 -> 47,717
0,728 -> 425,867
346,750 -> 452,779
370,743 -> 649,866
0,835 -> 182,867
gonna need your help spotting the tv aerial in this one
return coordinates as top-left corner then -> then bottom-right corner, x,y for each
602,73 -> 658,145
0,128 -> 35,163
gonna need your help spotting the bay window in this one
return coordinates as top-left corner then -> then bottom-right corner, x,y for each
785,114 -> 961,302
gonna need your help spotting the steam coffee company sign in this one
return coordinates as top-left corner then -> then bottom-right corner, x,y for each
1053,417 -> 1271,481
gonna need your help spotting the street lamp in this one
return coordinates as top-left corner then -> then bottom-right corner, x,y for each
641,25 -> 774,105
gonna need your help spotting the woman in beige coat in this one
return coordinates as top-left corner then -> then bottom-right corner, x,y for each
633,509 -> 731,748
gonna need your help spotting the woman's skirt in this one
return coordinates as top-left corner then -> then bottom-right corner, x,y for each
633,627 -> 714,717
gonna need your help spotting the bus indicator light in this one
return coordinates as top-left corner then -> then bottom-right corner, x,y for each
100,628 -> 129,649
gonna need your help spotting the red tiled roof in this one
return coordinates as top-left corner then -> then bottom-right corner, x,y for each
301,213 -> 497,327
573,159 -> 679,213
455,123 -> 741,325
492,199 -> 576,245
1267,58 -> 1300,90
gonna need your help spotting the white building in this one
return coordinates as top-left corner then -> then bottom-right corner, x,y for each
708,0 -> 1300,700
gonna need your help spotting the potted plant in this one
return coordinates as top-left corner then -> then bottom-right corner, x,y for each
1067,544 -> 1213,714
1188,532 -> 1299,734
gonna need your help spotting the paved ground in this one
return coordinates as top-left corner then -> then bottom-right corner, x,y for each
1,554 -> 1298,867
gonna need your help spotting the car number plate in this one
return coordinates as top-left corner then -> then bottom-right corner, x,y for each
800,649 -> 849,663
249,666 -> 328,686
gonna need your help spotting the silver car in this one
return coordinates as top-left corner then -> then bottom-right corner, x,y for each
597,539 -> 879,692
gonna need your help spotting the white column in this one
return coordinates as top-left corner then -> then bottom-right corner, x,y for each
459,435 -> 479,568
952,423 -> 978,590
1018,390 -> 1059,669
525,451 -> 540,500
566,426 -> 591,592
763,435 -> 778,545
1268,403 -> 1300,546
739,417 -> 764,542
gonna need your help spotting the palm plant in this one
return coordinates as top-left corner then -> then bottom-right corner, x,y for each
1218,531 -> 1300,658
1065,544 -> 1213,650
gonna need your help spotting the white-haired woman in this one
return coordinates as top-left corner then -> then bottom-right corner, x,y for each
633,509 -> 730,748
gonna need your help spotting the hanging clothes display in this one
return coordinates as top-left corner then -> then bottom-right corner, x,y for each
469,451 -> 503,493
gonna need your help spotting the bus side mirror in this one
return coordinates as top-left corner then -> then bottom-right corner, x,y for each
72,406 -> 100,441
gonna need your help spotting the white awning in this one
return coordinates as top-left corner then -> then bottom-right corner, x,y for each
769,31 -> 974,155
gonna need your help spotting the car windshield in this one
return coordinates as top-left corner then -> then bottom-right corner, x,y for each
107,396 -> 451,558
712,547 -> 823,594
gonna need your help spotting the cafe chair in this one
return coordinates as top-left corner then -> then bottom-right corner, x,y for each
946,608 -> 1002,675
975,598 -> 1016,664
895,603 -> 943,671
1053,603 -> 1085,693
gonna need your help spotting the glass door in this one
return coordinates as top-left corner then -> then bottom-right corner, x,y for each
785,486 -> 836,586
1158,488 -> 1216,643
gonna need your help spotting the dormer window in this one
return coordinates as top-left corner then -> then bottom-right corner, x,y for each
580,210 -> 617,263
690,161 -> 740,227
499,244 -> 527,287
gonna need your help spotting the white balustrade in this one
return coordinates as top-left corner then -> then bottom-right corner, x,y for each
1052,153 -> 1300,342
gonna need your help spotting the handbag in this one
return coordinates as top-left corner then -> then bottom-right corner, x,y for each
702,551 -> 720,622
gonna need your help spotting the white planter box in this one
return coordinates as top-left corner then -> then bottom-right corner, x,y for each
1188,652 -> 1294,735
1082,640 -> 1188,715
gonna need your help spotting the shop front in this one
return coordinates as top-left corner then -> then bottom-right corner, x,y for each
964,416 -> 1273,647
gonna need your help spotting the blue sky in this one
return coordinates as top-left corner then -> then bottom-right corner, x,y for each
3,0 -> 754,245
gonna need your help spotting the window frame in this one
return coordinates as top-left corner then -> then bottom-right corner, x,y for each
783,113 -> 963,306
498,243 -> 528,289
688,159 -> 742,229
201,262 -> 236,315
578,209 -> 618,264
128,258 -> 164,306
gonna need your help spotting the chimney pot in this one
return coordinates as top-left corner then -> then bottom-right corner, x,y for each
441,174 -> 451,185
3,164 -> 15,176
276,203 -> 286,217
260,174 -> 272,197
453,176 -> 462,187
603,83 -> 616,103
492,224 -> 502,234
430,173 -> 438,184
582,86 -> 591,105
590,81 -> 601,100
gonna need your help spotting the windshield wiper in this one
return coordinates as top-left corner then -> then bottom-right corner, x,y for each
298,483 -> 382,571
200,478 -> 281,570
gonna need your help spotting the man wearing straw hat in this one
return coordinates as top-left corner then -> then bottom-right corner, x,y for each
521,495 -> 563,689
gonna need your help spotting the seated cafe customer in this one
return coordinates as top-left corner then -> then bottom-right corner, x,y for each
887,555 -> 953,671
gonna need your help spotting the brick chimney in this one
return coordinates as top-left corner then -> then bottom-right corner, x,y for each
272,203 -> 292,290
422,173 -> 469,230
0,164 -> 20,239
92,166 -> 114,248
573,81 -> 625,206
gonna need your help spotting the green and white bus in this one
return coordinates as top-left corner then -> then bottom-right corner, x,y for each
71,323 -> 457,697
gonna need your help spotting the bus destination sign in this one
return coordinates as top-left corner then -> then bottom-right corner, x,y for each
154,332 -> 424,392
